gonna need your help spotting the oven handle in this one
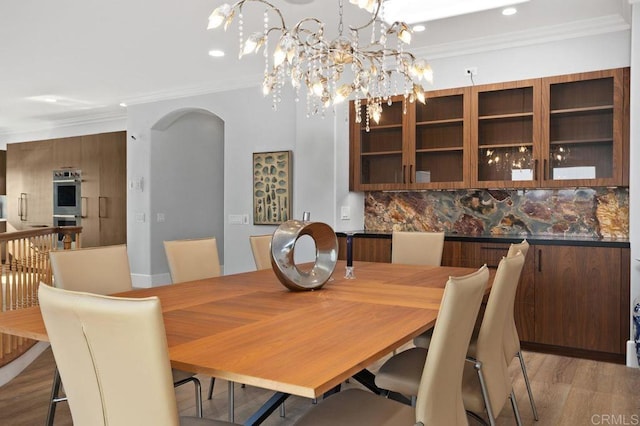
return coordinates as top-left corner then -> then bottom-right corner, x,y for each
53,214 -> 79,218
52,179 -> 80,183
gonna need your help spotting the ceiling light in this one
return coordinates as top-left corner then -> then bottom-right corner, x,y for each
208,49 -> 225,57
413,24 -> 426,32
119,102 -> 128,107
502,7 -> 517,16
383,0 -> 530,24
207,0 -> 432,127
44,98 -> 58,103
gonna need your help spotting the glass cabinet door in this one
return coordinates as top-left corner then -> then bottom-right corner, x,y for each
542,69 -> 625,186
472,80 -> 540,188
411,88 -> 469,189
350,97 -> 408,190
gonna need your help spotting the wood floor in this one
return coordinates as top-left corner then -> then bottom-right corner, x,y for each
0,348 -> 639,425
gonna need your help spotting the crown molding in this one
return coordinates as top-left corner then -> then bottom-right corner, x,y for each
0,110 -> 126,139
414,14 -> 630,59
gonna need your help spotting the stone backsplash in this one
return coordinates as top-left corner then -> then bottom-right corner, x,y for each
364,188 -> 629,239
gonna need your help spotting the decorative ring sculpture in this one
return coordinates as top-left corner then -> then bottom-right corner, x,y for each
270,220 -> 338,291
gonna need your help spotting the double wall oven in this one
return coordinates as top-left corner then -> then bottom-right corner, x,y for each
53,169 -> 83,239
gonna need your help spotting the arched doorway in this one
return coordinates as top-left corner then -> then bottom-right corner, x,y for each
149,108 -> 224,279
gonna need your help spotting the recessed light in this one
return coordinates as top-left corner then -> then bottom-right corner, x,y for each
44,98 -> 57,103
119,102 -> 127,107
413,24 -> 426,32
208,49 -> 225,57
502,7 -> 517,16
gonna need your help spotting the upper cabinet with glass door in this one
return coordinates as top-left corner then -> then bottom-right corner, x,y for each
349,89 -> 470,191
409,87 -> 470,189
349,96 -> 409,191
540,68 -> 628,187
471,79 -> 541,188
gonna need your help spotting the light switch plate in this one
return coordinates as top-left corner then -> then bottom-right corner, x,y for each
340,206 -> 350,220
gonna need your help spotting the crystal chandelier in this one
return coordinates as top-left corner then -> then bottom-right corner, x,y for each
207,0 -> 433,126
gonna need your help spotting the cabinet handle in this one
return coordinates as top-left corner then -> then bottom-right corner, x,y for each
98,197 -> 106,219
409,165 -> 413,184
534,159 -> 538,181
81,197 -> 88,218
19,193 -> 27,221
538,249 -> 542,272
403,165 -> 406,184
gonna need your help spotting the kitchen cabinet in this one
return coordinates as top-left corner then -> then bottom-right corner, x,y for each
470,79 -> 541,188
540,68 -> 628,187
534,245 -> 628,355
349,89 -> 471,191
349,68 -> 629,190
0,150 -> 6,195
7,140 -> 54,226
6,132 -> 126,246
349,95 -> 408,190
337,234 -> 629,361
80,132 -> 126,247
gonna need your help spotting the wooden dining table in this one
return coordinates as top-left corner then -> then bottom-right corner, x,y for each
0,261 -> 483,425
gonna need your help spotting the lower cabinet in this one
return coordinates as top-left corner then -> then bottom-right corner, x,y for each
337,235 -> 630,360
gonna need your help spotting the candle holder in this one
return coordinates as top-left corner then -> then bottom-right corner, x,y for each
344,233 -> 355,279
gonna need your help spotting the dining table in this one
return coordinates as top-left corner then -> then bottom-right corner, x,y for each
0,261 -> 485,425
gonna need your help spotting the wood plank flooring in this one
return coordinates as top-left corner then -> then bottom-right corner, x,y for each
0,348 -> 639,425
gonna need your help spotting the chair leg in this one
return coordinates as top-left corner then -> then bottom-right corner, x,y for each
207,377 -> 216,400
279,402 -> 286,417
474,361 -> 497,426
46,368 -> 67,426
173,376 -> 203,418
509,390 -> 523,426
517,351 -> 539,421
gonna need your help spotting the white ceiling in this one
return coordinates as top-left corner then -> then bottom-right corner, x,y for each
0,0 -> 631,136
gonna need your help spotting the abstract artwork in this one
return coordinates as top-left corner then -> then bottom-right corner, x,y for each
253,151 -> 292,225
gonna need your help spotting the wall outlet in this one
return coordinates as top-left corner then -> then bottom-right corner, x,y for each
156,213 -> 165,223
464,67 -> 478,76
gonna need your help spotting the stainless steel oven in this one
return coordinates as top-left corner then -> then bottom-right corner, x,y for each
53,169 -> 82,216
53,169 -> 82,242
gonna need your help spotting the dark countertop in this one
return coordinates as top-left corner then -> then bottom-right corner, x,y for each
335,230 -> 630,248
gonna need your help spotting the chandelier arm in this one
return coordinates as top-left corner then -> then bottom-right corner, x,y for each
233,0 -> 287,29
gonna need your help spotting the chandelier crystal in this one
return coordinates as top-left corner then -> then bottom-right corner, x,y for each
207,0 -> 433,126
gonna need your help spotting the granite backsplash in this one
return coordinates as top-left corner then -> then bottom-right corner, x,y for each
364,188 -> 629,239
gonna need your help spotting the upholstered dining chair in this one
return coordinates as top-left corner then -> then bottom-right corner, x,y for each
38,284 -> 235,426
164,237 -> 221,283
249,234 -> 272,270
48,245 -> 203,424
391,231 -> 445,266
391,231 -> 446,349
375,254 -> 525,426
163,237 -> 222,402
504,240 -> 537,420
293,265 -> 489,426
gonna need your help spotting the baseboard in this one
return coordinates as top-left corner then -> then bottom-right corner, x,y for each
626,340 -> 639,368
0,341 -> 50,387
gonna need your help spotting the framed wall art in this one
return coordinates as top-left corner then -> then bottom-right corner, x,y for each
253,150 -> 292,225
